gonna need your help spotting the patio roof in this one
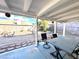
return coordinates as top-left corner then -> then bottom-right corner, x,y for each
0,0 -> 79,22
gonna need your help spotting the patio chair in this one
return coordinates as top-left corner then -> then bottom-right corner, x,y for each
52,33 -> 57,38
72,43 -> 79,59
41,33 -> 50,49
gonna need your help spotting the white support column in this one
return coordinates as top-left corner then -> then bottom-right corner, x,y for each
35,17 -> 38,46
63,23 -> 66,36
54,21 -> 57,34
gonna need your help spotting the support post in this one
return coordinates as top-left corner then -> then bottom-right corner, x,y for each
63,23 -> 66,36
54,21 -> 57,34
35,17 -> 38,46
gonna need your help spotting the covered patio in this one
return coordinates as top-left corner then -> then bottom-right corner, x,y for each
0,0 -> 79,59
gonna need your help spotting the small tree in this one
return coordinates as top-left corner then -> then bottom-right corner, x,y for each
38,20 -> 48,32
